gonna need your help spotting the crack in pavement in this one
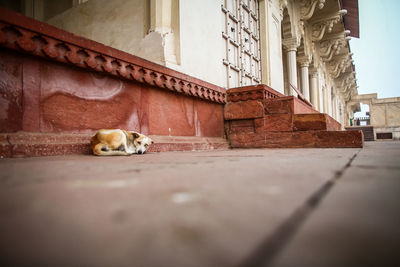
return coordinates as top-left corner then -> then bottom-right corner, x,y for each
237,148 -> 362,267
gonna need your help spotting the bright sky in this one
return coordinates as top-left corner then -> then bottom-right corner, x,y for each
349,0 -> 400,99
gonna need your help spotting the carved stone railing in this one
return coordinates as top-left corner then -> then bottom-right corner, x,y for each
0,7 -> 226,104
289,83 -> 313,107
226,85 -> 283,102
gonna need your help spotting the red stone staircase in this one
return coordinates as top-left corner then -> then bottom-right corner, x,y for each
224,85 -> 363,148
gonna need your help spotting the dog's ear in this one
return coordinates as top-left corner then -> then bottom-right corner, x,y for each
131,132 -> 140,140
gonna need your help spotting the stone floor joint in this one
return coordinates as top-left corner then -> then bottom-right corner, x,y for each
237,149 -> 361,267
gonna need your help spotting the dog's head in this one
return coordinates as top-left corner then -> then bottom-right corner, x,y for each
131,132 -> 154,154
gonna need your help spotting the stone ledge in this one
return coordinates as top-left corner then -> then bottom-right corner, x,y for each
0,133 -> 229,158
227,84 -> 283,102
0,7 -> 226,104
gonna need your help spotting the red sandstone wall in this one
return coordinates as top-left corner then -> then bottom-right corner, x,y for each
0,6 -> 226,142
0,49 -> 224,137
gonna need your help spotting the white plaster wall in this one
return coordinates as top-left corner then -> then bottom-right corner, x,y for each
260,0 -> 284,94
46,0 -> 164,63
44,0 -> 289,89
168,0 -> 224,87
47,0 -> 224,86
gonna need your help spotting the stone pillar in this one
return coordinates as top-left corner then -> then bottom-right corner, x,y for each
320,87 -> 325,113
309,70 -> 318,108
332,95 -> 337,119
282,38 -> 300,97
299,62 -> 310,101
149,0 -> 179,65
327,87 -> 332,116
323,87 -> 329,114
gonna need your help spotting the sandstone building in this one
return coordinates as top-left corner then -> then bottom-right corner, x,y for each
347,94 -> 400,140
0,0 -> 363,157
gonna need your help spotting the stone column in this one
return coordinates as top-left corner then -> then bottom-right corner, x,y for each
327,86 -> 332,116
282,38 -> 300,97
299,61 -> 310,101
320,87 -> 325,113
309,69 -> 318,108
149,0 -> 179,65
332,95 -> 337,119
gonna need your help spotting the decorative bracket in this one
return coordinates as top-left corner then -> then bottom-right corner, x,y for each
335,71 -> 356,93
299,0 -> 326,21
319,32 -> 351,62
328,53 -> 353,78
311,10 -> 347,41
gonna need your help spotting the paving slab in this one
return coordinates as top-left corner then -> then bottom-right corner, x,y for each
271,141 -> 400,267
0,148 -> 358,267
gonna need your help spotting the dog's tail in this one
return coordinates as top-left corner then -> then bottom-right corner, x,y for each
90,133 -> 99,147
91,133 -> 105,156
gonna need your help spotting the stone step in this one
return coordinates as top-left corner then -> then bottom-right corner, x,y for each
346,126 -> 375,141
0,133 -> 229,158
224,85 -> 363,148
224,96 -> 318,121
229,130 -> 364,148
226,84 -> 318,115
225,113 -> 341,134
293,113 -> 342,131
263,96 -> 318,115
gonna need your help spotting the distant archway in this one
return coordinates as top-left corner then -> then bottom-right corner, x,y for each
353,102 -> 370,126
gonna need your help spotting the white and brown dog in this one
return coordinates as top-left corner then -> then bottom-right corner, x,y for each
90,129 -> 154,156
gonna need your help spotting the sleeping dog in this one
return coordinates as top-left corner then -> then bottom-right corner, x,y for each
90,129 -> 154,156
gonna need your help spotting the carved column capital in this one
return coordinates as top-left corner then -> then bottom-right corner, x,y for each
297,56 -> 311,67
282,37 -> 300,52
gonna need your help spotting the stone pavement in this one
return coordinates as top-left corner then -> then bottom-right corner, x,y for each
0,141 -> 399,267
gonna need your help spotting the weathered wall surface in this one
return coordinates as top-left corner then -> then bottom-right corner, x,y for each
370,101 -> 400,127
0,51 -> 23,133
0,49 -> 224,137
371,99 -> 400,140
47,0 -> 161,63
0,4 -> 227,147
47,0 -> 225,88
174,0 -> 224,87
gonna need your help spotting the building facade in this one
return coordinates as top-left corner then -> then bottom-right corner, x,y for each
2,0 -> 359,124
0,0 -> 362,156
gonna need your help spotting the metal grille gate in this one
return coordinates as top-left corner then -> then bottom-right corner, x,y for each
221,0 -> 261,88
